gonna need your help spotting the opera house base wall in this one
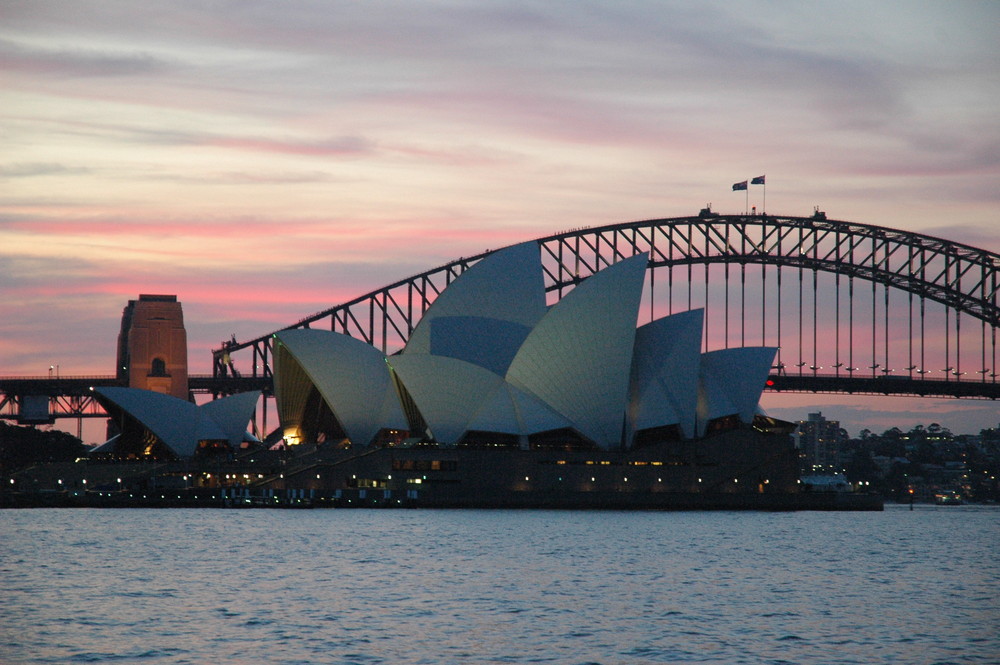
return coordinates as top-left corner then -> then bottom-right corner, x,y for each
263,427 -> 883,511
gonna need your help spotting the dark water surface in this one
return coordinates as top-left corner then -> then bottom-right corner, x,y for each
1,505 -> 997,664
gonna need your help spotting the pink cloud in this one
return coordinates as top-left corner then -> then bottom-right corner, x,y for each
206,135 -> 372,157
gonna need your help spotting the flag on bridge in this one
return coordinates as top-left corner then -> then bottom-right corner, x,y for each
751,175 -> 765,185
732,180 -> 748,191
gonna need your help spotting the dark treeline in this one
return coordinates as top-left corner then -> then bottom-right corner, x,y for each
1,422 -> 88,475
840,423 -> 1000,502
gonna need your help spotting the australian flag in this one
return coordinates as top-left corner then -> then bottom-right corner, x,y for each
732,180 -> 748,191
751,175 -> 766,185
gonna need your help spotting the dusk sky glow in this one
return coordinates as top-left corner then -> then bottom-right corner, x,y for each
2,1 -> 998,440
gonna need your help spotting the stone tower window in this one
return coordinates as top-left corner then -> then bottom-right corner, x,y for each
150,357 -> 169,377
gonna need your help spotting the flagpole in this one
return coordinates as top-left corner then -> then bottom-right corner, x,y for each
750,175 -> 766,214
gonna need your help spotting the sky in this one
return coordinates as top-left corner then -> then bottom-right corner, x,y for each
2,0 -> 999,441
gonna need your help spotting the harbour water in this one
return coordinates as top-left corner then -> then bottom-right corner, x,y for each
1,505 -> 997,664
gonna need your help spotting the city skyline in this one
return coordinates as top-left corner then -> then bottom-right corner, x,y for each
2,1 -> 998,439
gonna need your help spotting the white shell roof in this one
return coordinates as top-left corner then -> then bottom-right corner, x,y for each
696,346 -> 777,435
95,387 -> 259,458
200,390 -> 261,446
404,242 -> 546,355
467,380 -> 573,436
629,309 -> 704,440
505,253 -> 649,448
388,354 -> 503,444
428,316 -> 533,375
389,354 -> 572,444
274,329 -> 407,446
96,387 -> 201,456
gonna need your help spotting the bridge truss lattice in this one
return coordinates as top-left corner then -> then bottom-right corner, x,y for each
214,212 -> 1000,401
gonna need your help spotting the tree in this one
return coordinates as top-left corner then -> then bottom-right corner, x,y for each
0,422 -> 87,474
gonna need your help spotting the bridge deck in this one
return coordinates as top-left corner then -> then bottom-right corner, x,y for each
1,373 -> 995,424
766,373 -> 1000,399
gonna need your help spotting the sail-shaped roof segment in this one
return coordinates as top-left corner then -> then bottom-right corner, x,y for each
427,316 -> 533,375
465,377 -> 573,437
629,309 -> 704,440
274,329 -> 407,446
94,387 -> 260,458
404,242 -> 546,356
696,346 -> 777,436
387,354 -> 503,444
388,354 -> 571,444
95,387 -> 201,457
200,390 -> 261,447
505,253 -> 649,449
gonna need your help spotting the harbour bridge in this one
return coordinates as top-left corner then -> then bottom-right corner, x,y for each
3,210 -> 999,435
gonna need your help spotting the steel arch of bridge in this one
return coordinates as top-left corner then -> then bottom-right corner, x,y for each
214,212 -> 999,399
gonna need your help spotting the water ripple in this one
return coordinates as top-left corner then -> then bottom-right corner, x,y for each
1,506 -> 997,664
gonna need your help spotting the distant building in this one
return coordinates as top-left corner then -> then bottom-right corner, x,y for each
116,295 -> 188,401
795,411 -> 847,471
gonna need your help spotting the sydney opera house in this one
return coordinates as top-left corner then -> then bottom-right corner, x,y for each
264,242 -> 808,508
275,243 -> 779,450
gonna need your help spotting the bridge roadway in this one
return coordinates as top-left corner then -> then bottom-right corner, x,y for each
1,373 -> 997,424
765,373 -> 1000,400
0,375 -> 272,423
